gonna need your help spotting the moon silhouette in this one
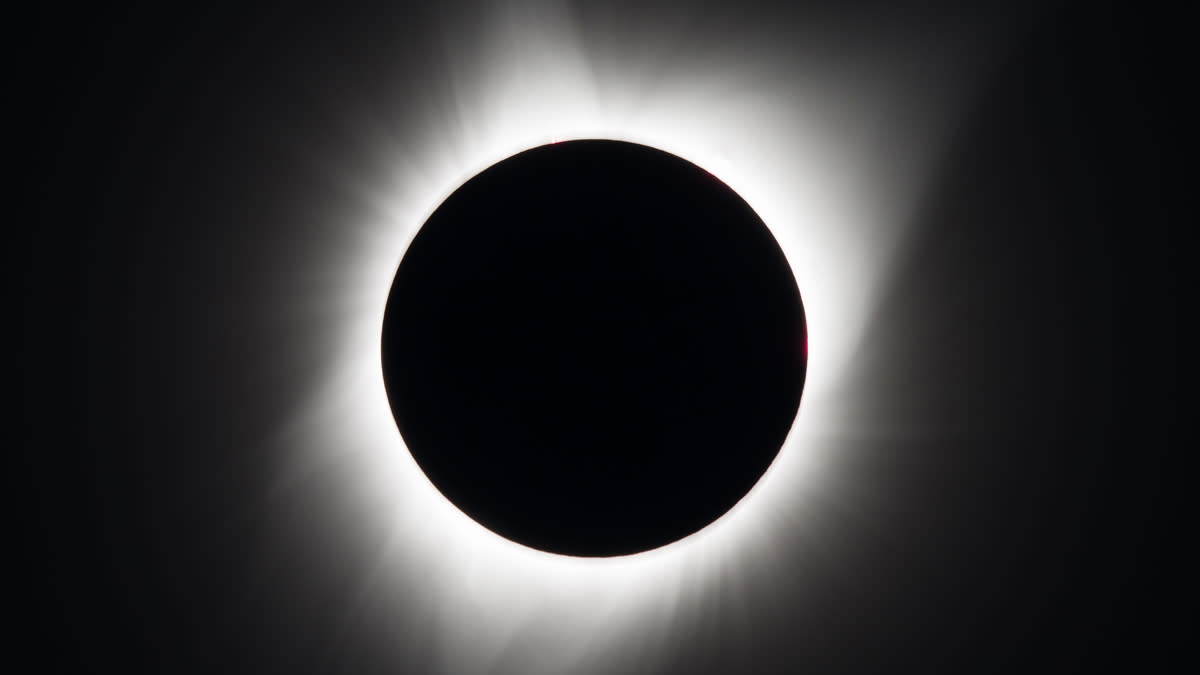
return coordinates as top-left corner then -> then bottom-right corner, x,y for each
381,140 -> 807,556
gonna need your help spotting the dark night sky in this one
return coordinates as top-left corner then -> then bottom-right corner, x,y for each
26,1 -> 1182,672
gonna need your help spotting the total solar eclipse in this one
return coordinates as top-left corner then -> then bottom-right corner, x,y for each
381,140 -> 806,557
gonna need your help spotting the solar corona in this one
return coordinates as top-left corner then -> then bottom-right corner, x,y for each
263,5 -> 1018,671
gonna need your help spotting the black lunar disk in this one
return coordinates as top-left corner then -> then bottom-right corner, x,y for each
382,140 -> 806,557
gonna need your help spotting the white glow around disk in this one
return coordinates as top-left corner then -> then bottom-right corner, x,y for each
265,3 -> 1031,672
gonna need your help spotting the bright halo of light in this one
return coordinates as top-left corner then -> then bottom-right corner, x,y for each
267,3 -> 1031,672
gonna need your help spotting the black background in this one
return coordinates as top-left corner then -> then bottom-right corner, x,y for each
25,1 -> 1182,672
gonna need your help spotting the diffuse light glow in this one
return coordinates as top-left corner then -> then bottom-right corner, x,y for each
263,3 -> 1029,672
